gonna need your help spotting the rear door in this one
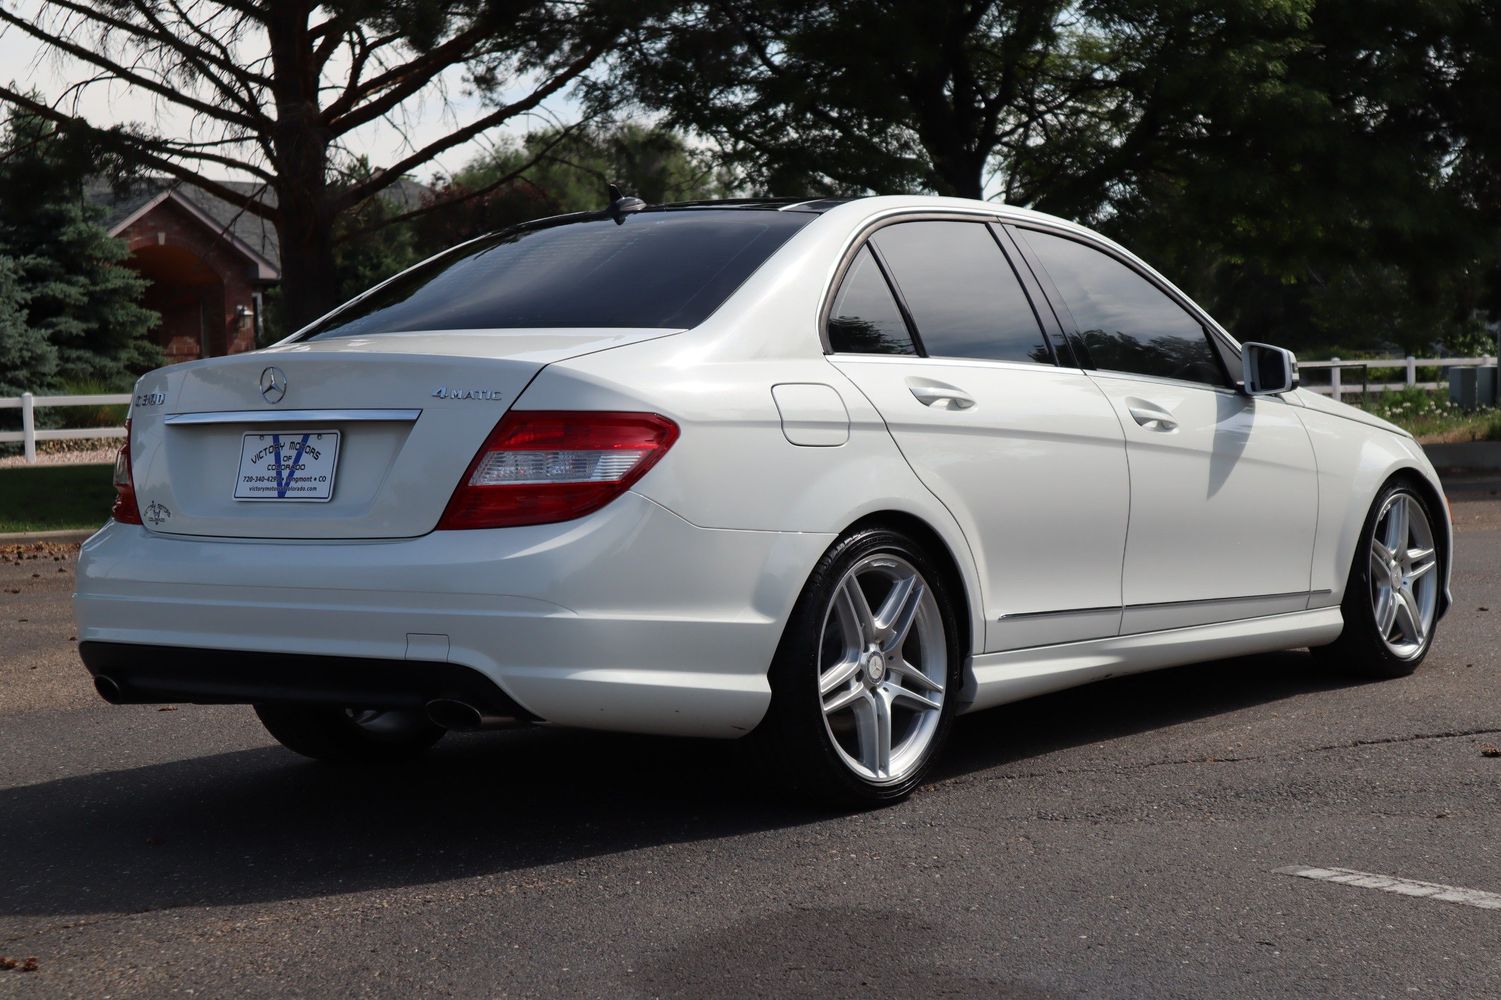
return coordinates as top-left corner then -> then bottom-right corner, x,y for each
826,218 -> 1131,651
1011,225 -> 1318,633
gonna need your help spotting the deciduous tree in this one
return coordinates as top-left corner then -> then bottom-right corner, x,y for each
0,0 -> 630,329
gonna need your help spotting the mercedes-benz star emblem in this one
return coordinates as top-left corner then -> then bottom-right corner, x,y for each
259,366 -> 287,404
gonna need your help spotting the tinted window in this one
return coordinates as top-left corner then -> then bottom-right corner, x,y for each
870,221 -> 1052,364
1021,229 -> 1226,386
301,210 -> 812,337
827,246 -> 917,355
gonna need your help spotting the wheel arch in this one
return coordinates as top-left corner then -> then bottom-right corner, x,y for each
1384,465 -> 1453,619
1299,405 -> 1455,620
840,509 -> 981,663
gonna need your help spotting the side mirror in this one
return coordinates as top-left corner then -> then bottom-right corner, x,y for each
1240,342 -> 1299,396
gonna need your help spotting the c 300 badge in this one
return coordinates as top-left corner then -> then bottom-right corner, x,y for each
144,501 -> 171,526
432,387 -> 503,401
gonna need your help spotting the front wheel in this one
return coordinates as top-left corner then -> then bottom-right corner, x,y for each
254,704 -> 445,764
758,527 -> 962,805
1314,481 -> 1442,678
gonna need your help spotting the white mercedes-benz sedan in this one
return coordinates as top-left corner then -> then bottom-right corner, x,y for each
75,194 -> 1453,803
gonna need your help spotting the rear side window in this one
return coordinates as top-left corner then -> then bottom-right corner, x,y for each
826,246 -> 918,355
1020,229 -> 1227,387
870,221 -> 1053,364
301,210 -> 812,337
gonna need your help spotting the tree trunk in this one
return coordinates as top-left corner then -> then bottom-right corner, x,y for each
266,2 -> 339,331
273,191 -> 339,332
920,134 -> 987,200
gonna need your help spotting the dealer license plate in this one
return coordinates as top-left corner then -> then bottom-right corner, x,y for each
234,430 -> 341,502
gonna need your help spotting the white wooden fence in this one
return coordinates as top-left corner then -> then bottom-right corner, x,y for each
1300,356 -> 1496,402
0,392 -> 130,464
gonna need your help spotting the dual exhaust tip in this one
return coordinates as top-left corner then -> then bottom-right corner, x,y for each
424,698 -> 525,732
92,675 -> 523,732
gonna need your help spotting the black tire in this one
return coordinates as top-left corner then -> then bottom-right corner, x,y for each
254,704 -> 445,764
1312,480 -> 1442,679
756,526 -> 963,806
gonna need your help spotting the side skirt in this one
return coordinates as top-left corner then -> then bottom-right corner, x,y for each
956,607 -> 1344,715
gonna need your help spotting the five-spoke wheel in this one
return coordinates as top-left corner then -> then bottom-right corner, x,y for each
1367,491 -> 1439,659
760,527 -> 960,804
1315,480 -> 1443,678
817,554 -> 947,783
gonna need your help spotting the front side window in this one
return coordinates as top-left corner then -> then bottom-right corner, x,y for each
826,246 -> 918,355
300,210 -> 813,337
870,221 -> 1053,365
1019,229 -> 1227,387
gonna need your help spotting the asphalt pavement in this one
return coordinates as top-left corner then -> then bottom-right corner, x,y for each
1,480 -> 1499,999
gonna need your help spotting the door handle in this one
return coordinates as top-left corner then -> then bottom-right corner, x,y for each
908,382 -> 976,410
1127,400 -> 1178,430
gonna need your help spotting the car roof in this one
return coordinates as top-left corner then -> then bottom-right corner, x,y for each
470,194 -> 1096,255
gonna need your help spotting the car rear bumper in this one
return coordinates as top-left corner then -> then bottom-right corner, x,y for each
73,494 -> 835,738
79,641 -> 537,719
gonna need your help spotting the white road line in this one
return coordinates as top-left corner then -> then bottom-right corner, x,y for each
1276,865 -> 1501,911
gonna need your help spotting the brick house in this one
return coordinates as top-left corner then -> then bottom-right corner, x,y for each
92,177 -> 428,364
94,179 -> 281,364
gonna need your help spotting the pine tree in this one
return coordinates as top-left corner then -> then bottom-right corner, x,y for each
0,111 -> 159,386
0,254 -> 55,397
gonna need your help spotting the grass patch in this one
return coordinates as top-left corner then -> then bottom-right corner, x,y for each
0,464 -> 115,533
1352,387 -> 1501,443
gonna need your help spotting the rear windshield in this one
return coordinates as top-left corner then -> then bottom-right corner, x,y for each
299,209 -> 813,338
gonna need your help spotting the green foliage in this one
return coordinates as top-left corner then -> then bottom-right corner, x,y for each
1093,0 -> 1493,357
0,110 -> 159,387
1356,387 -> 1499,442
431,123 -> 733,245
619,0 -> 1501,356
621,1 -> 1077,198
458,124 -> 733,210
52,377 -> 130,430
0,255 -> 55,398
330,157 -> 423,303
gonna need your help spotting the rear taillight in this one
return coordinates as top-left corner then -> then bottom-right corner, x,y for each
111,418 -> 142,525
436,411 -> 679,530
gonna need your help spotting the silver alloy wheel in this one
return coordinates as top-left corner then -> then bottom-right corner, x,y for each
1369,492 -> 1439,659
817,553 -> 946,784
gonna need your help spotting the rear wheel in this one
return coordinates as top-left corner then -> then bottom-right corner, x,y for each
759,527 -> 962,805
1314,482 -> 1442,678
254,704 -> 445,764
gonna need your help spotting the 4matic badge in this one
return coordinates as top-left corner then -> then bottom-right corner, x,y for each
432,387 -> 503,401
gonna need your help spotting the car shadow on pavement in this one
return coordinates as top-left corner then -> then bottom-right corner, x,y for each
935,649 -> 1369,781
0,650 -> 1368,917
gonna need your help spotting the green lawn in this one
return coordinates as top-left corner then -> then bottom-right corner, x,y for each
0,464 -> 116,533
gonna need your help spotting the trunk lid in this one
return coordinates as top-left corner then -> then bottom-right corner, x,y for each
127,329 -> 673,539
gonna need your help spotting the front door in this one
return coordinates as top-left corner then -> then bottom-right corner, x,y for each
1013,226 -> 1318,633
